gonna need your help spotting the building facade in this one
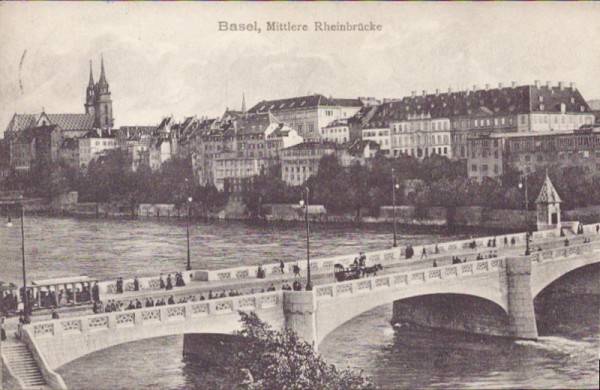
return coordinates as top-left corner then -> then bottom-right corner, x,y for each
362,82 -> 595,162
280,141 -> 338,186
467,127 -> 600,180
78,129 -> 118,168
247,95 -> 363,140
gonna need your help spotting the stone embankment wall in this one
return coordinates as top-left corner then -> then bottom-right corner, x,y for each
262,203 -> 536,229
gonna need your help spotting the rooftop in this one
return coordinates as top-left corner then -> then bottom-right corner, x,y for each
364,82 -> 592,128
248,94 -> 362,113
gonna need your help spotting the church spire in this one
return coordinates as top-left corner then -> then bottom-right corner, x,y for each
241,93 -> 247,113
88,60 -> 94,87
99,55 -> 107,84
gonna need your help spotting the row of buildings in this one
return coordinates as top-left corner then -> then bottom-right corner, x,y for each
1,60 -> 599,191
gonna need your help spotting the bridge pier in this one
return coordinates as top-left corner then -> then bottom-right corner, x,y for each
506,256 -> 538,340
283,291 -> 317,350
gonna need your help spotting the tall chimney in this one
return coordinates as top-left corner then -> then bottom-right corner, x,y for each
570,82 -> 576,90
559,82 -> 564,91
435,89 -> 440,96
411,91 -> 416,97
422,90 -> 427,97
448,86 -> 453,93
498,82 -> 503,89
511,81 -> 517,88
485,84 -> 490,91
535,80 -> 540,88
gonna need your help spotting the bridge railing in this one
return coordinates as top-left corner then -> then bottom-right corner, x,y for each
191,229 -> 563,283
314,257 -> 507,300
530,240 -> 600,264
98,226 -> 577,292
25,291 -> 283,340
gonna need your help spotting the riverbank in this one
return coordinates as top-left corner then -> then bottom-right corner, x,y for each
8,199 -> 599,230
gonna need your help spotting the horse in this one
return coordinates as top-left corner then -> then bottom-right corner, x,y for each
362,264 -> 383,277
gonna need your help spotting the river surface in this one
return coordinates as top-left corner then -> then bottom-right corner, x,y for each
1,217 -> 598,389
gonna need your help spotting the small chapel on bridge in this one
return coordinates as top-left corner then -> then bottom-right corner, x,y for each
536,173 -> 562,231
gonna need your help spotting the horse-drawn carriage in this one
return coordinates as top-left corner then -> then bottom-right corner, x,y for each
333,264 -> 361,282
333,263 -> 383,282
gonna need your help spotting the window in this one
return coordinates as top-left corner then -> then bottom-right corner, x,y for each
471,164 -> 477,172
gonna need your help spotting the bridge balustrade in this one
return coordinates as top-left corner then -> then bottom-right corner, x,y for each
99,226 -> 581,293
26,291 -> 283,340
531,240 -> 600,265
314,257 -> 507,300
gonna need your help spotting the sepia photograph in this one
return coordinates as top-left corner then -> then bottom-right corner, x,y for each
1,2 -> 599,389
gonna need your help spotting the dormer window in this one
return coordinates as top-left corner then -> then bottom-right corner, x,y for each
580,106 -> 585,112
540,104 -> 545,110
539,96 -> 544,103
571,97 -> 575,103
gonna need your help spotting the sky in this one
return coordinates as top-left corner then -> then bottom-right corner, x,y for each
0,2 -> 599,136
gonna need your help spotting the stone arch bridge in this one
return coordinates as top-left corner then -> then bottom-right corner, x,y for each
20,238 -> 599,388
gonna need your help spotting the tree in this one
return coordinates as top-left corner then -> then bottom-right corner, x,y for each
227,311 -> 374,390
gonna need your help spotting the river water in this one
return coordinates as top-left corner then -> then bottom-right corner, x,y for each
1,217 -> 598,389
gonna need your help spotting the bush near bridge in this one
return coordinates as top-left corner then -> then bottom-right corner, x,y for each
227,311 -> 375,390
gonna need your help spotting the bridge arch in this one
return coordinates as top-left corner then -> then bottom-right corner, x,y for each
531,254 -> 600,299
315,273 -> 508,346
25,295 -> 285,371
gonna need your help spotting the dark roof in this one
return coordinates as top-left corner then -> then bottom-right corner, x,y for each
5,113 -> 94,135
5,114 -> 35,134
81,129 -> 114,138
236,113 -> 274,135
345,139 -> 380,157
324,118 -> 349,128
364,84 -> 592,128
46,114 -> 94,131
248,94 -> 363,114
282,140 -> 340,151
330,98 -> 363,107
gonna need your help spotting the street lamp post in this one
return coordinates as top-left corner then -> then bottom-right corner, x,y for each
6,200 -> 29,323
299,188 -> 312,291
186,196 -> 192,271
519,175 -> 531,256
392,168 -> 399,248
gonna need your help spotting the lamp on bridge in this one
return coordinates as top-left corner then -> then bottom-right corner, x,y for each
186,196 -> 193,271
5,198 -> 30,324
299,187 -> 313,291
519,175 -> 531,256
392,167 -> 399,248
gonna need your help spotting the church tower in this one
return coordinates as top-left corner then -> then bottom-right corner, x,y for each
84,60 -> 95,116
93,56 -> 114,129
